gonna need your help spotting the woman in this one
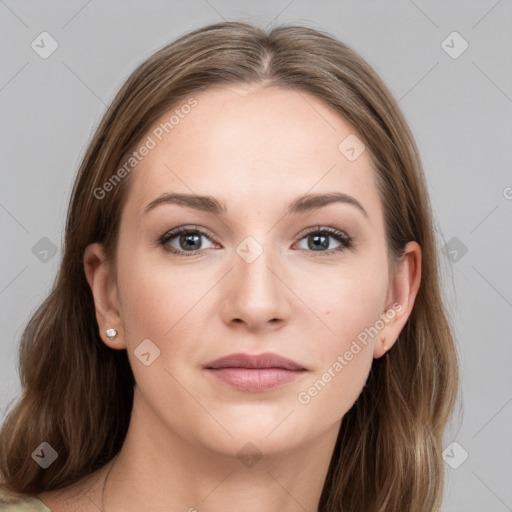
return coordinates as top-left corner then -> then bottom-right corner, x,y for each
0,21 -> 459,512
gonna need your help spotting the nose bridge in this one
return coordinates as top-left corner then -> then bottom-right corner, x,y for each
226,231 -> 289,326
235,233 -> 279,300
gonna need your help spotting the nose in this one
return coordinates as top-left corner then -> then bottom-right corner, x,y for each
221,240 -> 292,332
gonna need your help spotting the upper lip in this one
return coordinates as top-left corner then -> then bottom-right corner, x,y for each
204,352 -> 306,371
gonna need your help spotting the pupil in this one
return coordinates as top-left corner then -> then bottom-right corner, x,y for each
310,234 -> 328,251
182,233 -> 200,250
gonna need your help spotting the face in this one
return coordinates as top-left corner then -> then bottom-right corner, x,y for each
89,85 -> 412,458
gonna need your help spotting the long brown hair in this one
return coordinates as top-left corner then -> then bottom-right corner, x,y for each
0,21 -> 460,511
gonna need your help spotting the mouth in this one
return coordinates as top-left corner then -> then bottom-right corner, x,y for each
203,352 -> 308,392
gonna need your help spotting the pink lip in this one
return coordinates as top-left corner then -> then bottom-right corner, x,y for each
204,352 -> 308,392
205,352 -> 306,371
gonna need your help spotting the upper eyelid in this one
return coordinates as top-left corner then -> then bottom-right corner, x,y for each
159,225 -> 351,246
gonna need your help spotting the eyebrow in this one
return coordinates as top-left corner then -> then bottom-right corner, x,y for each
144,191 -> 368,218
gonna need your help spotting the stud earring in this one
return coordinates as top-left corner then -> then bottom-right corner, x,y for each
105,328 -> 118,340
381,336 -> 388,351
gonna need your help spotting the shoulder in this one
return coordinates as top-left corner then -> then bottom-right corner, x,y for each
0,494 -> 52,511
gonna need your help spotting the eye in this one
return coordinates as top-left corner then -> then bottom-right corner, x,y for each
157,225 -> 354,257
294,226 -> 353,256
158,226 -> 217,256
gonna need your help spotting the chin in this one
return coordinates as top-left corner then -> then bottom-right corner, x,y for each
194,412 -> 316,456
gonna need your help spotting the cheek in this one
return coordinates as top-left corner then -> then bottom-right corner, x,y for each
300,255 -> 389,345
115,248 -> 209,419
295,342 -> 374,428
334,270 -> 388,339
116,246 -> 209,342
292,259 -> 388,419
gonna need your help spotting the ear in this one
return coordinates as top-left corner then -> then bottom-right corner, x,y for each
374,241 -> 422,358
83,242 -> 126,349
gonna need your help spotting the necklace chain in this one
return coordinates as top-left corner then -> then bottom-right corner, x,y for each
100,454 -> 118,511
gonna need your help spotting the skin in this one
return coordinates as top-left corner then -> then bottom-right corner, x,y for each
38,85 -> 421,512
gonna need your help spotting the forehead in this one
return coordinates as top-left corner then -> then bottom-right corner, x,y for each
122,85 -> 382,224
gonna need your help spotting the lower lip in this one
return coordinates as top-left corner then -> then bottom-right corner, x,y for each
204,368 -> 307,392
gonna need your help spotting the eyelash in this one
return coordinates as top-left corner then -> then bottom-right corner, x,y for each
156,225 -> 354,258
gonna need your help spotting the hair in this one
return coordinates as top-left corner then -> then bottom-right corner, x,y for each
0,21 -> 460,511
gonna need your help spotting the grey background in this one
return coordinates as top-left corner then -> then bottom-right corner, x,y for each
1,1 -> 511,511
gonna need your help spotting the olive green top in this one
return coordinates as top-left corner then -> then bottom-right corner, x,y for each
0,495 -> 52,511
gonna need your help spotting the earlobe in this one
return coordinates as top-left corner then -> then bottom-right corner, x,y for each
83,242 -> 125,349
374,241 -> 422,359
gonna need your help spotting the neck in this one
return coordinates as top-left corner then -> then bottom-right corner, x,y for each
99,388 -> 340,512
